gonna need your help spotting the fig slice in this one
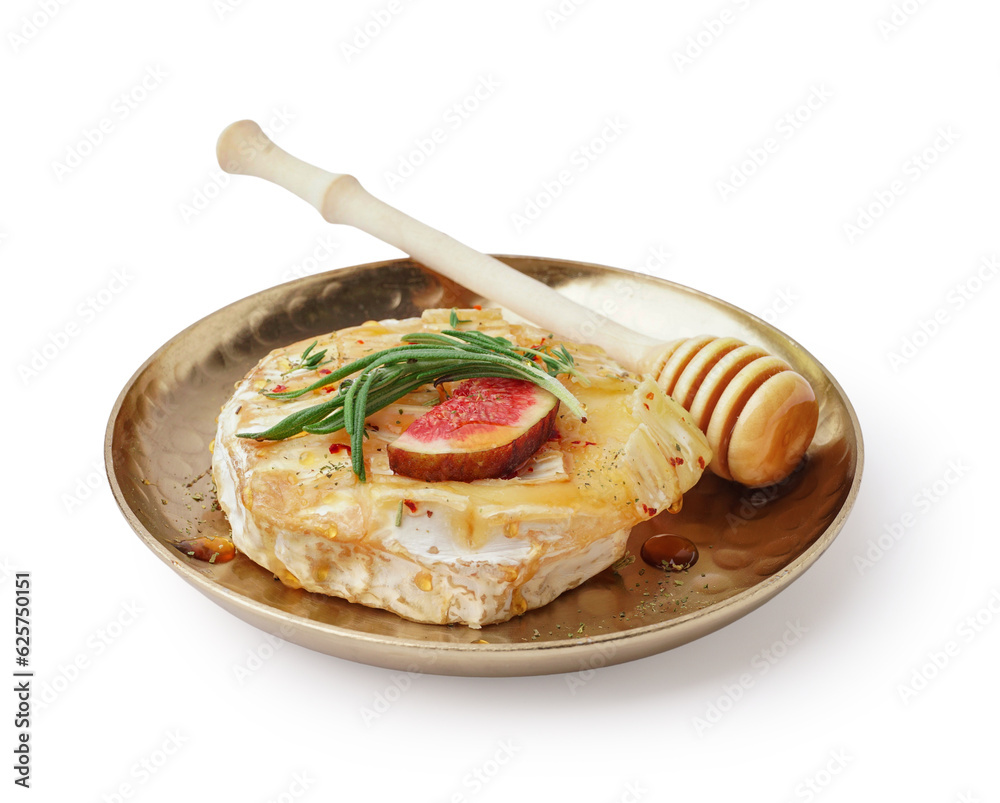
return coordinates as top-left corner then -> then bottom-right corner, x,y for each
387,377 -> 560,482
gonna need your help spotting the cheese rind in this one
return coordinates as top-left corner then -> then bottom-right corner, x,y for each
212,309 -> 712,627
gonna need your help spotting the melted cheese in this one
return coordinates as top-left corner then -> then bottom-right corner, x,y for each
212,309 -> 711,627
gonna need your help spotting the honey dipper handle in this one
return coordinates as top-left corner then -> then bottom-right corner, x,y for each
216,120 -> 662,372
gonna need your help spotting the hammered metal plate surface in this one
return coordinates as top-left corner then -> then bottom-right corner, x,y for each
106,256 -> 862,676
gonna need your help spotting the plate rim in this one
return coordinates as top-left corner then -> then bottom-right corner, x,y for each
105,254 -> 864,676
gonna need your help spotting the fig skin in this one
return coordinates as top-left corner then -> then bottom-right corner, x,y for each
388,379 -> 561,483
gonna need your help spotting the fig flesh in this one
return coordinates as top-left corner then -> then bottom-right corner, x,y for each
387,377 -> 560,482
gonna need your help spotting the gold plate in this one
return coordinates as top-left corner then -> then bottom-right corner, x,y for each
105,256 -> 862,676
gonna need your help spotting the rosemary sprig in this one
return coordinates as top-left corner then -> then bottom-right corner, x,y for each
238,322 -> 586,482
449,308 -> 471,327
297,340 -> 329,371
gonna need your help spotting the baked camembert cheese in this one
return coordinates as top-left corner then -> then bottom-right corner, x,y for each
212,309 -> 711,627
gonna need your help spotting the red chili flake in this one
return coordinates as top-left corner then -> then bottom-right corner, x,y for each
643,403 -> 650,410
472,304 -> 482,310
697,456 -> 706,469
641,504 -> 658,516
357,339 -> 365,345
403,499 -> 417,513
570,440 -> 597,447
426,510 -> 433,518
645,392 -> 655,400
324,386 -> 337,393
329,443 -> 352,455
669,456 -> 685,466
272,384 -> 288,392
319,368 -> 332,375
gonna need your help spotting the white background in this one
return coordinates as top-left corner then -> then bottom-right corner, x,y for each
4,1 -> 998,801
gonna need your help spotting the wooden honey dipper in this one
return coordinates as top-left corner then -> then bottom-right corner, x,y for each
216,121 -> 818,487
650,335 -> 816,486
